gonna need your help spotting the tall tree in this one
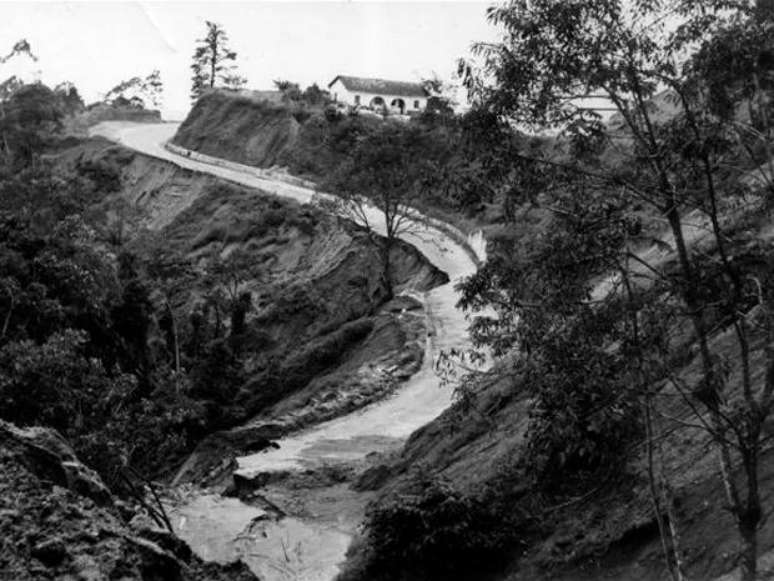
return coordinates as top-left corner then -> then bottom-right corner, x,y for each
54,82 -> 85,116
324,123 -> 432,300
0,83 -> 62,167
274,79 -> 302,102
190,21 -> 246,102
0,39 -> 36,66
458,1 -> 774,578
0,39 -> 38,163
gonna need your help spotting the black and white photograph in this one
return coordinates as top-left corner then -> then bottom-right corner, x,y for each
1,1 -> 773,580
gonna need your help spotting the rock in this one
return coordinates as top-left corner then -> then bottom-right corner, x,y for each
0,420 -> 261,581
136,526 -> 194,563
128,509 -> 159,531
70,554 -> 102,581
0,420 -> 112,506
114,499 -> 137,522
353,463 -> 393,491
127,535 -> 185,581
31,537 -> 68,566
61,460 -> 112,506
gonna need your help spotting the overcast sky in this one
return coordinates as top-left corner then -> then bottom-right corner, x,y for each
0,1 -> 498,120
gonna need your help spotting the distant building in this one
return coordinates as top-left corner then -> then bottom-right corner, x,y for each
327,75 -> 429,114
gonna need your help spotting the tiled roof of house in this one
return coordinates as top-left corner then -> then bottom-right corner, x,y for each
328,75 -> 428,98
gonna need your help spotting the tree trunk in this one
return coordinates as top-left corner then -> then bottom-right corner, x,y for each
168,302 -> 180,375
644,399 -> 680,581
661,475 -> 686,581
209,35 -> 217,88
1,290 -> 14,340
740,522 -> 758,581
382,238 -> 394,301
665,204 -> 721,405
740,446 -> 762,581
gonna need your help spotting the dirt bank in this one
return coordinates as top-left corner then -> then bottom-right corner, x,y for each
172,91 -> 301,168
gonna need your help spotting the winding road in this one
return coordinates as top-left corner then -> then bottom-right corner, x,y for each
90,121 -> 486,581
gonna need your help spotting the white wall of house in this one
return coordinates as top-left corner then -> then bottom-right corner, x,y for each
329,79 -> 427,112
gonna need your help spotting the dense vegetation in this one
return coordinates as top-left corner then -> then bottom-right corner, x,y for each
0,93 -> 228,487
0,80 -> 404,496
332,2 -> 774,580
341,470 -> 527,581
4,3 -> 774,578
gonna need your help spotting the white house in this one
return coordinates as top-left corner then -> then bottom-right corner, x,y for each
327,75 -> 429,114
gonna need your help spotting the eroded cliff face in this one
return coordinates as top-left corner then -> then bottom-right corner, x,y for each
172,91 -> 301,168
0,420 -> 258,581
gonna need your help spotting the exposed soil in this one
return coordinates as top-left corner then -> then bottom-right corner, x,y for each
173,92 -> 301,168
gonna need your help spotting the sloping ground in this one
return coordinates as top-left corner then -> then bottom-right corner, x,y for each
0,420 -> 257,581
56,138 -> 448,480
55,136 -> 222,230
157,183 -> 446,485
173,91 -> 301,168
339,203 -> 774,581
347,350 -> 774,581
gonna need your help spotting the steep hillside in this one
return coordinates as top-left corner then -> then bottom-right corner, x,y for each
343,364 -> 774,581
169,90 -> 512,242
55,137 -> 447,477
338,204 -> 774,581
172,91 -> 301,167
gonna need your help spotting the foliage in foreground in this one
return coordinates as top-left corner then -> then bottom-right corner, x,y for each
450,1 -> 774,579
339,471 -> 527,581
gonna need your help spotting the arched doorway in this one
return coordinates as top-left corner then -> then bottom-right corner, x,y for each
390,98 -> 406,114
369,96 -> 385,110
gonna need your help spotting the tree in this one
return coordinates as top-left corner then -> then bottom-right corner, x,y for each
203,247 -> 258,349
54,81 -> 85,116
112,253 -> 154,388
459,1 -> 774,578
324,123 -> 430,299
190,21 -> 246,102
0,39 -> 37,67
274,79 -> 302,103
421,75 -> 456,120
145,250 -> 196,377
0,83 -> 62,167
0,158 -> 224,487
104,70 -> 163,109
302,83 -> 329,106
0,39 -> 38,163
0,76 -> 23,102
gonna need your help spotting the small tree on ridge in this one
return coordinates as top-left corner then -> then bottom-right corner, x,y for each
190,21 -> 246,102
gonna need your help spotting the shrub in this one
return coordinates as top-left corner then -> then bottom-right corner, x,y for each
280,318 -> 373,388
76,157 -> 123,193
342,472 -> 522,581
